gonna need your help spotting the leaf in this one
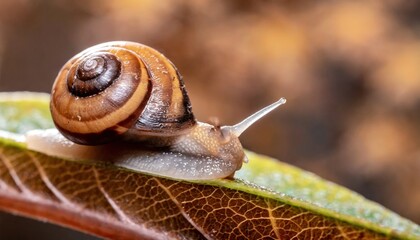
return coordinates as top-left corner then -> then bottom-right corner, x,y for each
0,92 -> 419,239
0,92 -> 54,134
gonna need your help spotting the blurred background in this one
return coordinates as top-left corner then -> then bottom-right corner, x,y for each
0,0 -> 419,238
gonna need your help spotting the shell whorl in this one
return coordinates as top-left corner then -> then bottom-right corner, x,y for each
68,53 -> 121,97
51,41 -> 195,145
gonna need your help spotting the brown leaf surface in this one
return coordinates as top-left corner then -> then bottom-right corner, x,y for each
0,142 -> 388,239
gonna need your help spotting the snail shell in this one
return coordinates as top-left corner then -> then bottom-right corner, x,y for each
51,41 -> 195,145
26,41 -> 287,180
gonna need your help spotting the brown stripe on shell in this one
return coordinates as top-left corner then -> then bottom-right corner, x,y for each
51,75 -> 150,131
51,46 -> 151,143
117,43 -> 196,135
54,86 -> 152,145
53,48 -> 145,121
169,61 -> 194,125
125,44 -> 173,128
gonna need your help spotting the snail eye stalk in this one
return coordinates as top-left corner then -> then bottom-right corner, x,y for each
221,98 -> 286,137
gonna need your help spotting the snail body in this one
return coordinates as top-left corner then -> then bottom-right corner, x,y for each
26,41 -> 286,180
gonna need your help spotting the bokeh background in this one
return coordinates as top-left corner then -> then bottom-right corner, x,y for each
0,0 -> 419,239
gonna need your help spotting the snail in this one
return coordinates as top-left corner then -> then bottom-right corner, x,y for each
26,41 -> 286,180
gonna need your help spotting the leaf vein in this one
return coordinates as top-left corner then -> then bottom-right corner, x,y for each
266,198 -> 281,239
92,167 -> 136,225
27,152 -> 73,205
0,150 -> 30,194
155,179 -> 210,240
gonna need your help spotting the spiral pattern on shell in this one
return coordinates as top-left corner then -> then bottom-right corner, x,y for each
51,41 -> 195,145
68,53 -> 121,97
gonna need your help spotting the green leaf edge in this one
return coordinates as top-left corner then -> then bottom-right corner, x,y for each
0,92 -> 418,239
